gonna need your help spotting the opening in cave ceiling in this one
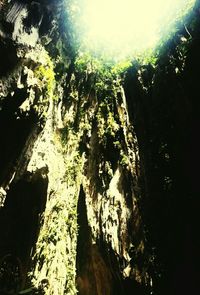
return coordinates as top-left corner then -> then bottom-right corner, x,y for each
67,0 -> 195,62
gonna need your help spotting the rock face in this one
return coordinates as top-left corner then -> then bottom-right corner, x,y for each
0,1 -> 200,295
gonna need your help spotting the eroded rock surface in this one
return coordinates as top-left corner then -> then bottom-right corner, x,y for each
0,1 -> 200,295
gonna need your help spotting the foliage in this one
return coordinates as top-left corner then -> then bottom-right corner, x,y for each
96,100 -> 119,139
66,0 -> 195,71
21,45 -> 56,120
34,63 -> 55,96
30,197 -> 78,295
28,2 -> 197,294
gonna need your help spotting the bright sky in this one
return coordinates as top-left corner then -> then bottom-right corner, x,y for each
74,0 -> 195,58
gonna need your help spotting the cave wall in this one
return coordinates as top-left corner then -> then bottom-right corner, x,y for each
0,0 -> 200,295
0,172 -> 48,293
123,4 -> 200,293
0,1 -> 80,294
0,1 -> 149,293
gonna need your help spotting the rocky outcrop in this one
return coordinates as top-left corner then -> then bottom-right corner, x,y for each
0,1 -> 199,295
0,1 -> 149,292
123,4 -> 200,293
0,1 -> 78,294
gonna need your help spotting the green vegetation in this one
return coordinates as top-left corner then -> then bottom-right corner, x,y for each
33,51 -> 56,102
66,0 -> 195,65
31,197 -> 78,295
34,63 -> 55,96
29,2 -> 197,294
22,46 -> 56,120
30,123 -> 84,295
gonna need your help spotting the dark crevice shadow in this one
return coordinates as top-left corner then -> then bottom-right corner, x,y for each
0,171 -> 48,294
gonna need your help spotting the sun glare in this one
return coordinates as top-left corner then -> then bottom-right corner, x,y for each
71,0 -> 195,59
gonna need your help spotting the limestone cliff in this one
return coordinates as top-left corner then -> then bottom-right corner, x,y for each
0,1 -> 199,295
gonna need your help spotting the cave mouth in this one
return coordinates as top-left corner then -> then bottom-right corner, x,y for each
68,0 -> 195,61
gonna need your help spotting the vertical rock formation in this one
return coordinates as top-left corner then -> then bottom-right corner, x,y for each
123,4 -> 200,293
0,1 -> 147,294
0,1 -> 199,295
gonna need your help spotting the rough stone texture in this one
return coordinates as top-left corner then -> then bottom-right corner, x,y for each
0,0 -> 148,290
0,1 -> 200,295
123,4 -> 200,293
0,1 -> 81,294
